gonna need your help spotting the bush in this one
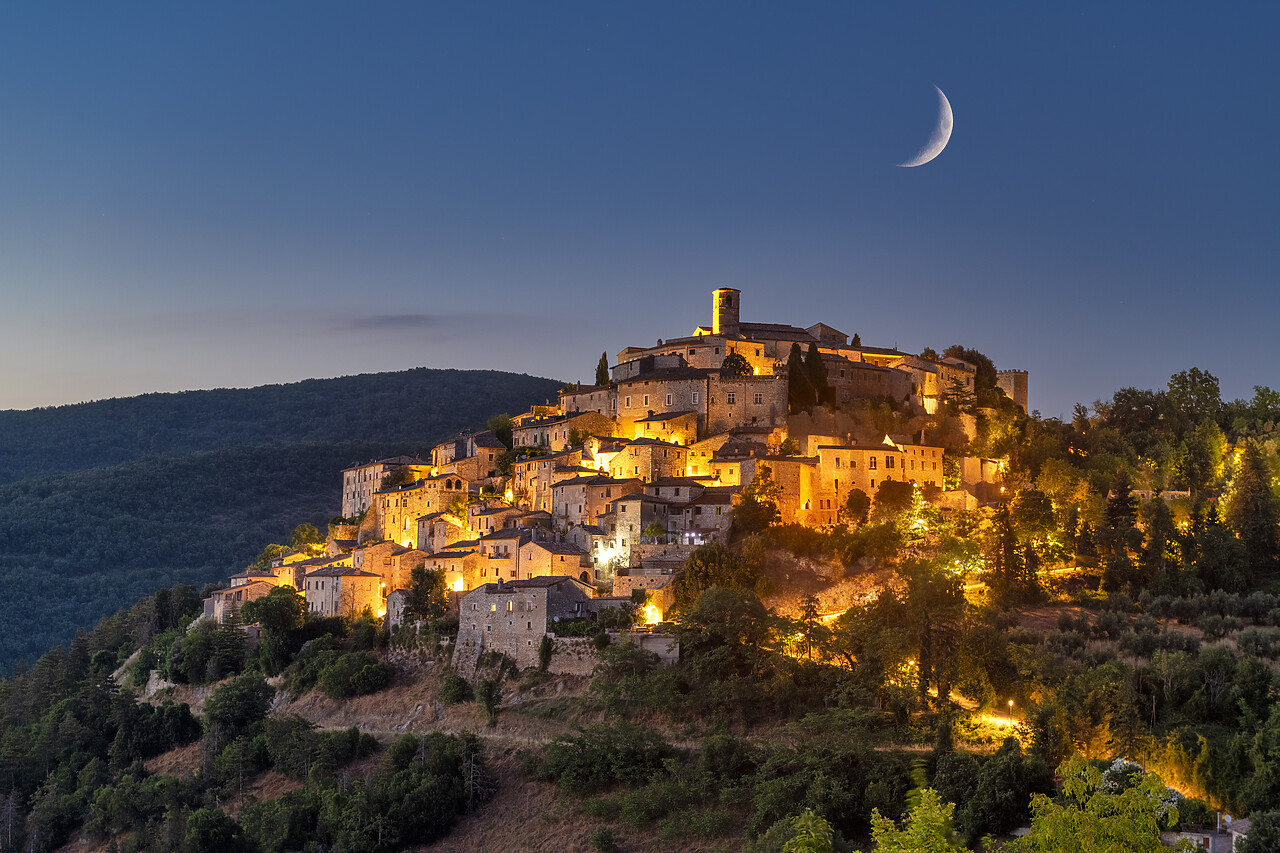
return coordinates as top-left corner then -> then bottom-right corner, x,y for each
440,672 -> 472,704
590,826 -> 617,852
538,722 -> 676,793
318,651 -> 393,699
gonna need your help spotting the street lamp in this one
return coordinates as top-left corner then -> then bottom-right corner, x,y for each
1008,699 -> 1015,719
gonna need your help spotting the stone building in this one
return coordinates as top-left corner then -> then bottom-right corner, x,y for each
304,564 -> 384,619
512,410 -> 615,451
608,438 -> 688,483
352,541 -> 426,592
550,475 -> 644,529
456,576 -> 597,671
341,456 -> 430,518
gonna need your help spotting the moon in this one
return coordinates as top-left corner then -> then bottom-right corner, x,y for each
898,85 -> 953,168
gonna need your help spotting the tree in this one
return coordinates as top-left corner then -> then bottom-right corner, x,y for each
721,351 -> 753,377
595,352 -> 610,386
486,413 -> 514,449
203,672 -> 274,744
672,541 -> 758,608
900,559 -> 964,705
787,343 -> 816,414
405,566 -> 448,621
783,809 -> 835,853
841,488 -> 871,527
1237,811 -> 1280,853
871,788 -> 971,853
241,586 -> 307,674
851,333 -> 862,348
476,679 -> 500,727
1138,497 -> 1179,591
1167,367 -> 1222,425
184,807 -> 250,853
1225,441 -> 1279,580
381,465 -> 416,489
288,523 -> 322,552
804,343 -> 832,406
1015,756 -> 1186,853
958,737 -> 1049,841
795,594 -> 831,662
1099,469 -> 1142,592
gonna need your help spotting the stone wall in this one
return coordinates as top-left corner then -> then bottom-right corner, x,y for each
546,637 -> 598,676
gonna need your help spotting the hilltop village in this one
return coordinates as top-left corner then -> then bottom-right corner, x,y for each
207,288 -> 1027,666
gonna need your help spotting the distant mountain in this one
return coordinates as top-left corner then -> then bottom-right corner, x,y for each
0,368 -> 563,671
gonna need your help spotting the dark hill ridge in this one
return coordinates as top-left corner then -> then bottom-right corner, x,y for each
0,368 -> 564,671
0,367 -> 564,484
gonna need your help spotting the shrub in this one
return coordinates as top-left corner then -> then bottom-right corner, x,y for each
590,826 -> 617,852
440,672 -> 472,704
318,651 -> 393,699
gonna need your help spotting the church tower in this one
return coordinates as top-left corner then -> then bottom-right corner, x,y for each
712,287 -> 741,336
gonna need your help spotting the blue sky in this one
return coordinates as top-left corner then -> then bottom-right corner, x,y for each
1,3 -> 1276,415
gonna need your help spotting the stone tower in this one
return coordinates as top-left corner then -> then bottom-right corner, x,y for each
996,370 -> 1029,412
712,287 -> 741,336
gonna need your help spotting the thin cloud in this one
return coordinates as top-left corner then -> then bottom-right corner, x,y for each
332,314 -> 472,333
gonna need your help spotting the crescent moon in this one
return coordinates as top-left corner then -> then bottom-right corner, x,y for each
898,85 -> 953,168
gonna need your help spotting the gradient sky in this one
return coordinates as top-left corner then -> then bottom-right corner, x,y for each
1,3 -> 1276,417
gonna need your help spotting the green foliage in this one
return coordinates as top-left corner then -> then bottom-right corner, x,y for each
1014,756 -> 1184,853
486,412 -> 515,449
721,351 -> 754,377
476,678 -> 501,726
318,651 -> 393,699
842,488 -> 870,527
287,522 -> 322,551
870,788 -> 971,853
405,566 -> 449,622
590,825 -> 617,852
595,352 -> 611,387
1224,441 -> 1280,580
439,673 -> 472,705
672,541 -> 761,609
537,721 -> 677,793
538,635 -> 554,671
203,672 -> 274,741
0,368 -> 562,672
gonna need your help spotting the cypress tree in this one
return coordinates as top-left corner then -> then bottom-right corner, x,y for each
1225,441 -> 1280,580
787,343 -> 815,414
804,343 -> 831,406
595,352 -> 609,386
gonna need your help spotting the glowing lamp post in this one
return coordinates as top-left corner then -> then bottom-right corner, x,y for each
1008,699 -> 1015,720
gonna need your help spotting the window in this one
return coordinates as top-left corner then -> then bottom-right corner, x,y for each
688,348 -> 695,355
692,391 -> 699,405
887,457 -> 895,469
714,347 -> 720,355
754,393 -> 763,404
869,457 -> 877,470
490,604 -> 497,612
755,348 -> 760,356
643,395 -> 649,406
727,393 -> 736,404
625,396 -> 631,407
506,601 -> 513,612
666,394 -> 672,406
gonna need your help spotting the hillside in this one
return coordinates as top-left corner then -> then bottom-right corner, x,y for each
0,368 -> 563,671
0,368 -> 563,484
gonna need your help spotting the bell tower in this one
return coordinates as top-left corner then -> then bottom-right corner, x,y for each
712,288 -> 741,336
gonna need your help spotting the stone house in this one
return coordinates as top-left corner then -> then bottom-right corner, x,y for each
415,511 -> 470,554
512,410 -> 615,451
340,456 -> 430,518
518,540 -> 593,583
206,575 -> 281,623
375,473 -> 471,545
352,541 -> 426,592
456,576 -> 597,671
511,448 -> 583,513
629,410 -> 698,445
385,588 -> 410,630
304,565 -> 384,619
423,541 -> 486,593
550,475 -> 644,529
559,384 -> 616,418
608,438 -> 688,483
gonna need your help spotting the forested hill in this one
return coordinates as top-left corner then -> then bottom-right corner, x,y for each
0,368 -> 563,484
0,369 -> 563,671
